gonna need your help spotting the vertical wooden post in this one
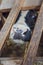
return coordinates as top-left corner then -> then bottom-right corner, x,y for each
22,3 -> 43,65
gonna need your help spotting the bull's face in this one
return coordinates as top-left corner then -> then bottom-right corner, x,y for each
9,24 -> 31,44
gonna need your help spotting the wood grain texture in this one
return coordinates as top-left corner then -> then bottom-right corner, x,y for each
21,6 -> 40,11
0,58 -> 22,65
34,57 -> 43,65
35,57 -> 43,61
22,3 -> 43,65
23,0 -> 42,7
0,0 -> 15,12
0,0 -> 25,56
0,0 -> 42,12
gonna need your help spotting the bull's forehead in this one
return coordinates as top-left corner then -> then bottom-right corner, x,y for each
21,10 -> 29,17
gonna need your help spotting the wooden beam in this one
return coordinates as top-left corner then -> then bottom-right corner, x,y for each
0,8 -> 11,12
22,3 -> 43,65
21,6 -> 40,10
34,57 -> 43,65
0,0 -> 25,56
35,57 -> 43,61
0,57 -> 23,60
0,58 -> 23,65
2,16 -> 6,22
0,6 -> 40,12
0,0 -> 41,12
0,0 -> 15,12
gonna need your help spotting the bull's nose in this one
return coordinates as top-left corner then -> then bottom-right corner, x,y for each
13,32 -> 22,39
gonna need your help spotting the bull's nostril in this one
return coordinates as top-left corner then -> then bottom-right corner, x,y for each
23,31 -> 27,35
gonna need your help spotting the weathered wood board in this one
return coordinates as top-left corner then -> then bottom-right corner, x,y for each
0,0 -> 24,56
34,57 -> 43,65
0,58 -> 22,65
22,3 -> 43,65
22,0 -> 42,10
35,57 -> 43,61
0,0 -> 16,12
23,0 -> 42,7
0,0 -> 42,12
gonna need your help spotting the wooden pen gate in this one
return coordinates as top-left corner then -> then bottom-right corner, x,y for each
0,0 -> 43,65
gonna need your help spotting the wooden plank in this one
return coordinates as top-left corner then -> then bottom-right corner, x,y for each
0,57 -> 23,60
21,6 -> 40,10
0,0 -> 15,12
2,16 -> 6,22
0,5 -> 40,12
23,0 -> 42,7
22,0 -> 42,10
35,57 -> 43,61
0,58 -> 22,65
0,0 -> 42,12
0,58 -> 23,65
1,57 -> 43,65
22,3 -> 43,65
34,57 -> 43,65
0,0 -> 24,56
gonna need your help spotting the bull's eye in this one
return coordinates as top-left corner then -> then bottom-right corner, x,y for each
16,29 -> 23,33
14,27 -> 16,29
